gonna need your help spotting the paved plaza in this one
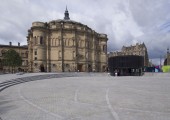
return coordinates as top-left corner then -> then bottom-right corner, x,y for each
0,73 -> 170,120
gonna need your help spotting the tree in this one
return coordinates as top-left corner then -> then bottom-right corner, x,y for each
3,49 -> 22,73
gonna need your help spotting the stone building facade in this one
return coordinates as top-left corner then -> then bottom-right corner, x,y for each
27,8 -> 108,72
109,43 -> 149,67
0,42 -> 28,73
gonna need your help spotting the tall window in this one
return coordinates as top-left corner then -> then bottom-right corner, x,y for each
65,39 -> 67,46
103,45 -> 107,53
34,36 -> 37,45
73,39 -> 75,46
22,60 -> 25,66
85,52 -> 88,59
53,38 -> 55,46
55,39 -> 57,46
25,52 -> 28,58
73,51 -> 75,59
34,51 -> 37,55
51,39 -> 52,46
56,39 -> 59,46
40,36 -> 43,44
68,39 -> 70,46
79,40 -> 81,47
58,51 -> 61,58
58,39 -> 61,46
86,41 -> 90,48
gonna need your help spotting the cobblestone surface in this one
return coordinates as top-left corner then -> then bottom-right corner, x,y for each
0,73 -> 170,120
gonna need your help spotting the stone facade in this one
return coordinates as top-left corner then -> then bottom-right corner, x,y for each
27,8 -> 108,72
0,42 -> 28,73
109,43 -> 149,67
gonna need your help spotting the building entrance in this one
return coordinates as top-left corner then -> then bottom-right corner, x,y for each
78,64 -> 83,72
40,64 -> 45,72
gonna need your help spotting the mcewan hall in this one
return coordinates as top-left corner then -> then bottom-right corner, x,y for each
0,8 -> 108,73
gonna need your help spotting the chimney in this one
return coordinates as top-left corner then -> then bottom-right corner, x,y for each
18,42 -> 20,46
9,42 -> 12,46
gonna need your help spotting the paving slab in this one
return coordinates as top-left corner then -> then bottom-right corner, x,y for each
0,73 -> 170,120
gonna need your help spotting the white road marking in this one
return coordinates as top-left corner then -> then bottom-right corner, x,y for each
18,86 -> 64,120
118,107 -> 170,115
106,88 -> 120,120
74,89 -> 79,102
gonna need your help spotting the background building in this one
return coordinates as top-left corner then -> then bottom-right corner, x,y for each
108,55 -> 144,76
27,8 -> 108,72
109,43 -> 149,67
164,48 -> 170,65
0,42 -> 28,73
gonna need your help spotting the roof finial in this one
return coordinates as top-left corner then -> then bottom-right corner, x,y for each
167,47 -> 169,54
66,5 -> 68,11
64,6 -> 70,20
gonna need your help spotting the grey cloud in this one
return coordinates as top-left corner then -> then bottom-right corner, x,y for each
0,0 -> 170,65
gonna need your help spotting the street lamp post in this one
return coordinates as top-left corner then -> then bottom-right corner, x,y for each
167,48 -> 169,66
61,22 -> 64,72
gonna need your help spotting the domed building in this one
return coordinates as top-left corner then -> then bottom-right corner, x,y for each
27,8 -> 108,72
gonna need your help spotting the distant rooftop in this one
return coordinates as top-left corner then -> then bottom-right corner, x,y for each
0,42 -> 27,48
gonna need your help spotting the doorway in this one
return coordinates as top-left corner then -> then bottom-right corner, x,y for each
40,64 -> 45,72
88,64 -> 92,72
77,64 -> 83,72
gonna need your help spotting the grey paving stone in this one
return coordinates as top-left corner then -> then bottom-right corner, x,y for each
0,73 -> 170,120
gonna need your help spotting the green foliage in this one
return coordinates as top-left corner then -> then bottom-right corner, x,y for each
3,49 -> 22,67
162,66 -> 170,72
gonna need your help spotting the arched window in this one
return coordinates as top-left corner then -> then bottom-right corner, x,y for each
85,52 -> 88,59
81,41 -> 84,47
68,39 -> 70,46
58,39 -> 61,46
86,41 -> 89,48
52,38 -> 55,46
55,39 -> 57,46
34,36 -> 37,45
51,38 -> 52,46
73,51 -> 75,59
103,45 -> 107,53
65,39 -> 67,46
56,39 -> 59,46
36,36 -> 39,44
58,51 -> 61,58
79,40 -> 81,47
65,64 -> 70,68
80,40 -> 82,47
34,50 -> 37,55
73,39 -> 75,46
40,36 -> 43,45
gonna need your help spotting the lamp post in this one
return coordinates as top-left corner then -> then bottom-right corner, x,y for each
167,48 -> 169,66
61,22 -> 64,72
166,47 -> 170,72
160,55 -> 162,68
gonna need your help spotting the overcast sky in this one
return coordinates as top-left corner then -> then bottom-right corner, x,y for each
0,0 -> 170,65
